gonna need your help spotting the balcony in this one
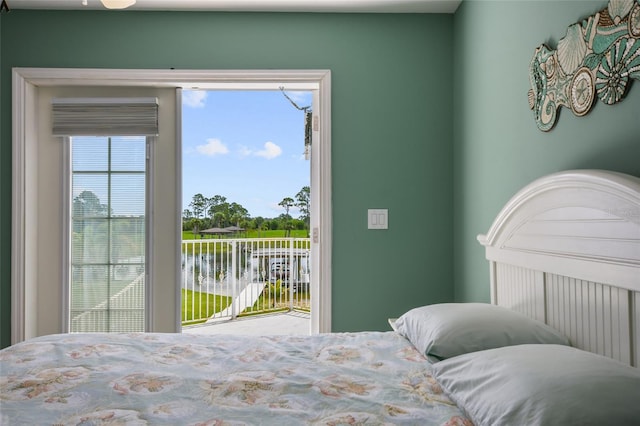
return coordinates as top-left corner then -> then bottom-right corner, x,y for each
182,311 -> 310,336
181,237 -> 311,331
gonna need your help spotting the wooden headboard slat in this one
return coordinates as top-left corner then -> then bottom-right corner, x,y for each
479,170 -> 640,367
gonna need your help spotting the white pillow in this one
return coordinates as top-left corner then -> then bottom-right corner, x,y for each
432,344 -> 640,426
394,303 -> 569,360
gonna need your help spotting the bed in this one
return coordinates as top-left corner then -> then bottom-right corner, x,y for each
1,169 -> 639,426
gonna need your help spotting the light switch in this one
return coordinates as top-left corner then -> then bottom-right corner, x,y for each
368,209 -> 388,229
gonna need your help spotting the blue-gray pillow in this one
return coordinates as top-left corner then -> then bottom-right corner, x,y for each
432,344 -> 640,426
394,303 -> 569,360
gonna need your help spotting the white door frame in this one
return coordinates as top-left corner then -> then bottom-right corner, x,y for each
11,68 -> 332,344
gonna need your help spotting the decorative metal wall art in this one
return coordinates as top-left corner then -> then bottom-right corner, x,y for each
528,0 -> 640,131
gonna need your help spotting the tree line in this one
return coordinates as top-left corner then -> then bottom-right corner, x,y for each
182,186 -> 310,236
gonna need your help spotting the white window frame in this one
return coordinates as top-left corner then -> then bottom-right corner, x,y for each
11,68 -> 332,344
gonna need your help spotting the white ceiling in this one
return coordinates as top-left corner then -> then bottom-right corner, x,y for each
6,0 -> 462,14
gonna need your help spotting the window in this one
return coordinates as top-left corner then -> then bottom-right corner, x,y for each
52,97 -> 158,333
69,136 -> 148,332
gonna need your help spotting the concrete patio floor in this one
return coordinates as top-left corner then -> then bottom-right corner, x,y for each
181,311 -> 311,336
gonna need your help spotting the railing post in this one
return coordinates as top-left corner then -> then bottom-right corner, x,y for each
289,239 -> 294,311
231,240 -> 238,319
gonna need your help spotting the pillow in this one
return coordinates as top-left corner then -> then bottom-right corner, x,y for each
431,344 -> 640,426
394,303 -> 569,360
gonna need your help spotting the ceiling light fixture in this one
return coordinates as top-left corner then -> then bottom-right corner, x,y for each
101,0 -> 136,9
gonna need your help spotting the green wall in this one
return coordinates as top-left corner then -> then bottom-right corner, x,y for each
452,1 -> 640,303
6,2 -> 632,350
0,11 -> 454,348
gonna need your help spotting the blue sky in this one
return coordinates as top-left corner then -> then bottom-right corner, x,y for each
182,90 -> 311,219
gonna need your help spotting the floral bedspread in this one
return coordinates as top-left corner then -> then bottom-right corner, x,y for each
0,331 -> 471,425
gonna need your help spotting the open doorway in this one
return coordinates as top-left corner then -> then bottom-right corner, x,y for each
180,90 -> 312,334
11,68 -> 331,345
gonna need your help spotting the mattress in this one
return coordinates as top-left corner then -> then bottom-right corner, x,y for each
0,331 -> 471,425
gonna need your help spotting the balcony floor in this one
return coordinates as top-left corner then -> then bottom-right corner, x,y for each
181,311 -> 311,336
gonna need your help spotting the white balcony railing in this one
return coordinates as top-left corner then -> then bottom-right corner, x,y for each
181,238 -> 311,326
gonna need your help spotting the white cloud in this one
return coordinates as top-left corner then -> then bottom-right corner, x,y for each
234,142 -> 283,160
196,138 -> 229,156
255,141 -> 282,159
183,90 -> 208,108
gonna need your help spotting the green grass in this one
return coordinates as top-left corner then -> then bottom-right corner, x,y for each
182,229 -> 309,240
181,289 -> 232,325
181,285 -> 309,327
243,287 -> 310,315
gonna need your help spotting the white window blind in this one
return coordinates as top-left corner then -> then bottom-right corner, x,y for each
52,97 -> 159,136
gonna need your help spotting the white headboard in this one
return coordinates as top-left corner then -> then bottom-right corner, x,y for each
477,170 -> 640,367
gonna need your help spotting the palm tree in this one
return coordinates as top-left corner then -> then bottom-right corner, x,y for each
189,193 -> 207,219
295,186 -> 310,229
278,197 -> 295,237
279,197 -> 294,218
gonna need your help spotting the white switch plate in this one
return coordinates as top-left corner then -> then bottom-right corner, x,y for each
368,209 -> 388,229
